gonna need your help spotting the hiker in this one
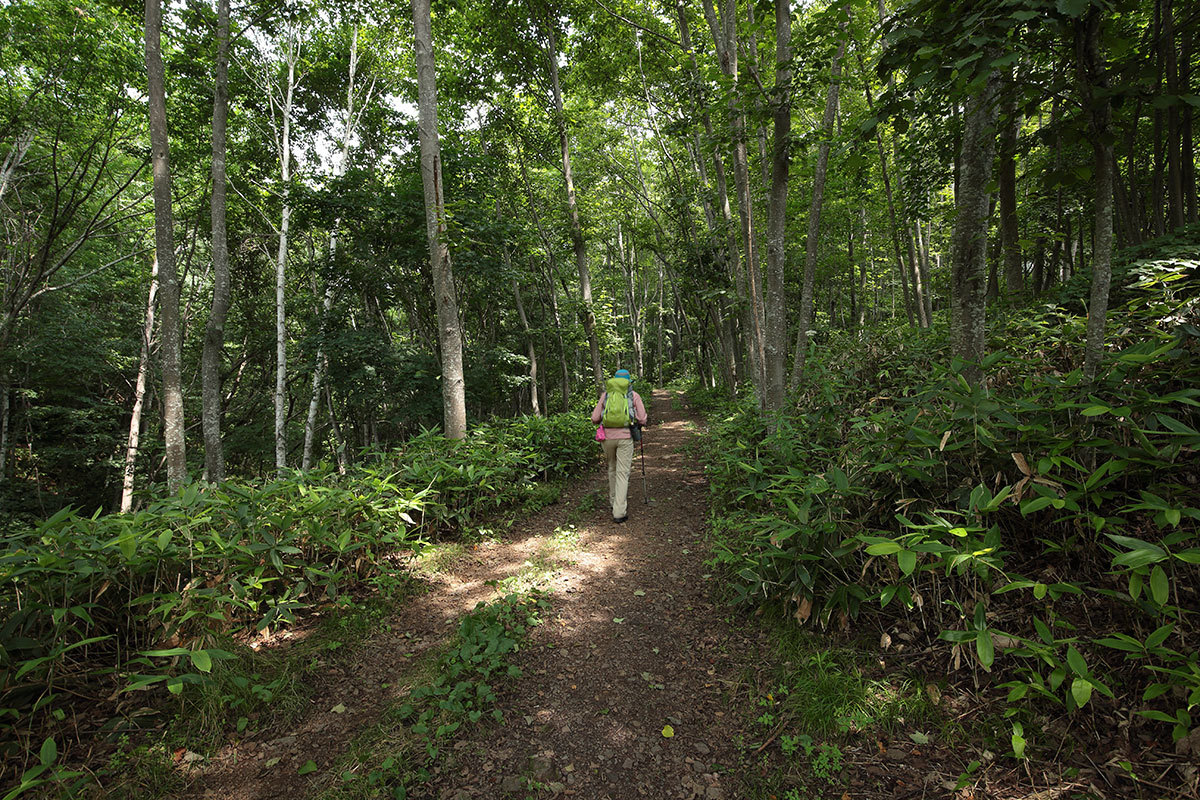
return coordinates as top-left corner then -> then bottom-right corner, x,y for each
591,368 -> 648,523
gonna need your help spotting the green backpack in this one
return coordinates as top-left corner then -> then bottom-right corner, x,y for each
601,376 -> 633,427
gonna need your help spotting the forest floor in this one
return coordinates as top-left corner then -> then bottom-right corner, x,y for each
173,391 -> 1078,800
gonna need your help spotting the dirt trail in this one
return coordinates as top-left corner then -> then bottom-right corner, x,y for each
192,390 -> 752,800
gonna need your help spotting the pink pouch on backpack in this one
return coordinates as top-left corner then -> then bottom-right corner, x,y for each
595,426 -> 606,441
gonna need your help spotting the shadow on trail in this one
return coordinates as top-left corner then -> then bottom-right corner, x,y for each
189,391 -> 745,800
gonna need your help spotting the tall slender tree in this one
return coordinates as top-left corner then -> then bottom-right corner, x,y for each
144,0 -> 187,492
413,0 -> 466,437
540,18 -> 602,392
790,18 -> 847,389
763,0 -> 791,411
201,0 -> 231,482
949,65 -> 1001,383
1078,9 -> 1114,381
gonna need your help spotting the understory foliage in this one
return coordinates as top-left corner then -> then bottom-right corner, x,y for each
700,238 -> 1200,757
0,412 -> 592,791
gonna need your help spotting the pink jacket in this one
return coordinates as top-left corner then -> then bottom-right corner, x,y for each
591,391 -> 647,439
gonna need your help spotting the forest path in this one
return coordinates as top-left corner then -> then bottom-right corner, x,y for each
190,390 -> 753,800
421,390 -> 750,800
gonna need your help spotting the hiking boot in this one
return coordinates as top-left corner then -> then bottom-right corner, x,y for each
613,515 -> 628,523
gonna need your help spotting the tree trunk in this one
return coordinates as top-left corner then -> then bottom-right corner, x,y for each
304,25 -> 363,470
1182,34 -> 1196,223
1164,0 -> 1184,230
325,386 -> 347,473
762,0 -> 791,412
858,208 -> 870,326
413,0 -> 467,438
301,285 -> 334,469
512,276 -> 540,415
273,33 -> 299,473
917,219 -> 934,320
121,257 -> 158,511
1031,237 -> 1045,295
789,26 -> 846,390
999,78 -> 1023,299
537,257 -> 570,412
544,22 -> 602,393
657,257 -> 665,384
701,0 -> 766,400
854,46 -> 915,328
1079,11 -> 1115,381
1152,0 -> 1166,236
949,67 -> 1001,384
202,0 -> 231,482
677,2 -> 741,390
144,0 -> 187,492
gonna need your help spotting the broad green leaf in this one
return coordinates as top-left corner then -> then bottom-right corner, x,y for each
1066,645 -> 1088,677
1145,624 -> 1174,650
662,725 -> 675,738
1071,677 -> 1092,707
1149,566 -> 1169,605
191,649 -> 213,673
897,550 -> 917,576
39,737 -> 57,767
866,541 -> 903,556
976,631 -> 995,669
298,760 -> 318,775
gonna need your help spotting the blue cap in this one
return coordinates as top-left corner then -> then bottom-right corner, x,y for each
614,369 -> 631,379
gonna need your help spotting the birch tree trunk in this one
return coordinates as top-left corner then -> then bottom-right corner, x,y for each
121,257 -> 158,511
272,32 -> 300,473
144,0 -> 187,492
789,27 -> 846,390
950,67 -> 1001,384
543,21 -> 603,391
201,0 -> 231,482
301,284 -> 334,470
303,18 -> 376,469
413,0 -> 467,438
762,0 -> 791,412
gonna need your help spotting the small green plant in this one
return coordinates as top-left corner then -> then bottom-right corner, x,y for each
318,592 -> 548,800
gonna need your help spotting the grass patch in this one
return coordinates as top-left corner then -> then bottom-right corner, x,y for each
767,627 -> 936,738
411,541 -> 469,576
313,592 -> 550,799
565,489 -> 600,526
73,737 -> 188,800
489,525 -> 581,597
730,616 -> 942,798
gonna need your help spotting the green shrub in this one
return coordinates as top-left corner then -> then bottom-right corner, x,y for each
699,245 -> 1200,755
0,411 -> 595,787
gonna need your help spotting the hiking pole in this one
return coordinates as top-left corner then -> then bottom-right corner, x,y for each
639,427 -> 648,503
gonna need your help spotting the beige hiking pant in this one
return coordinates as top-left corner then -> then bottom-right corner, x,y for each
602,438 -> 635,519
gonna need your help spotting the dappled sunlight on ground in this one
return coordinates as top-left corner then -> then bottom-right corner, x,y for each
188,391 -> 742,800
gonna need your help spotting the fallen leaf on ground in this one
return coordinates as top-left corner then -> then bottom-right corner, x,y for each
331,703 -> 346,714
297,760 -> 317,775
662,725 -> 675,738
